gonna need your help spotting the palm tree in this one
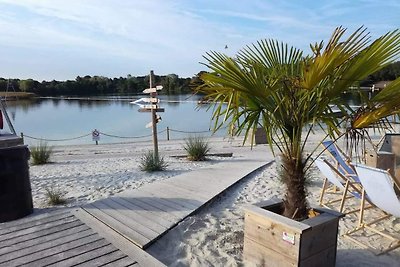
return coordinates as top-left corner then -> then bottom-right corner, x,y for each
197,26 -> 400,220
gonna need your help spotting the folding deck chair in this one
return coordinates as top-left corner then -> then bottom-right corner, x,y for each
344,164 -> 400,254
322,140 -> 358,179
315,158 -> 364,214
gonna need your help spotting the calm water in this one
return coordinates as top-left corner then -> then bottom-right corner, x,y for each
3,94 -> 226,145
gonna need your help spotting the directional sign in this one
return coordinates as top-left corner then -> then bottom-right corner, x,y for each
143,88 -> 157,94
141,97 -> 159,103
143,85 -> 163,94
138,108 -> 165,113
141,104 -> 158,109
145,115 -> 161,128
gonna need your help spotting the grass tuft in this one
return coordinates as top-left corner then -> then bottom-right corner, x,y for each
45,187 -> 67,205
139,151 -> 168,172
184,136 -> 211,161
30,141 -> 53,165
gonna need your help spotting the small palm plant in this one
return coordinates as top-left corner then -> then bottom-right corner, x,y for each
139,151 -> 168,172
184,136 -> 211,161
198,26 -> 400,220
30,141 -> 53,165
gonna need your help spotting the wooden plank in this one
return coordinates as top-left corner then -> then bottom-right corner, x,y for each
123,195 -> 187,219
0,210 -> 70,233
127,188 -> 196,213
24,238 -> 110,267
100,256 -> 138,266
73,209 -> 166,266
0,214 -> 77,242
109,197 -> 172,229
0,229 -> 95,262
83,203 -> 150,247
0,224 -> 90,256
45,244 -> 118,267
0,213 -> 73,241
113,196 -> 178,224
0,220 -> 84,248
141,182 -> 209,204
97,198 -> 162,236
243,237 -> 297,267
300,215 -> 339,259
244,209 -> 301,261
70,250 -> 135,267
101,198 -> 165,234
0,234 -> 105,266
299,245 -> 336,267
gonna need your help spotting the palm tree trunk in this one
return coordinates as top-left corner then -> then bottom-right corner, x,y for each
281,154 -> 309,220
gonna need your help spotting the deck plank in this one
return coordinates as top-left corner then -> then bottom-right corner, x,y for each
83,203 -> 151,247
0,214 -> 77,242
45,244 -> 119,267
0,225 -> 91,256
0,234 -> 105,266
0,219 -> 84,248
109,197 -> 173,229
0,210 -> 71,235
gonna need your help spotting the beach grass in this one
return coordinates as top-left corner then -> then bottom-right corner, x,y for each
45,187 -> 67,205
139,151 -> 168,172
184,136 -> 210,161
30,141 -> 53,165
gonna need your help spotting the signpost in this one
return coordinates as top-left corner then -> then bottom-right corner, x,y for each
132,70 -> 165,160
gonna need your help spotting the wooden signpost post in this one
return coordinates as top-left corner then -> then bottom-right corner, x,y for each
132,70 -> 164,160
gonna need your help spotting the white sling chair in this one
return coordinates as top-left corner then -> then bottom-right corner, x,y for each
315,159 -> 365,213
345,164 -> 400,254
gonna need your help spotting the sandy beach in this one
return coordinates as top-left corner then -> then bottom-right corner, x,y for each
28,135 -> 400,266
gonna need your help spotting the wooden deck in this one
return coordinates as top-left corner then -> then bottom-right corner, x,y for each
0,154 -> 270,266
78,158 -> 270,249
0,209 -> 139,267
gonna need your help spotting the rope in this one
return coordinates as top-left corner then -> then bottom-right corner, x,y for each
23,133 -> 91,142
169,128 -> 211,134
99,130 -> 166,139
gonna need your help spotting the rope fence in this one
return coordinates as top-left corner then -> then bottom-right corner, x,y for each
21,126 -> 224,144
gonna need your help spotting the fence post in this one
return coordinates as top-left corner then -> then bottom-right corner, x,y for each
166,126 -> 170,141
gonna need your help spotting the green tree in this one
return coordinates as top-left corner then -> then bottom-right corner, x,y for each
198,27 -> 400,220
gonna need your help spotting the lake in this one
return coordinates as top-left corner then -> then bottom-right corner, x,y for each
2,94 -> 227,146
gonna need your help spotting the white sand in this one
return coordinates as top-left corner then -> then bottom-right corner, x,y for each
28,136 -> 400,266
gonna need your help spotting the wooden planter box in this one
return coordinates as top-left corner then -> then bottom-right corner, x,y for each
243,199 -> 344,267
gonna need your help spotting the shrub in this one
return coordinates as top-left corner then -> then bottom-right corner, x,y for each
184,136 -> 211,161
30,141 -> 53,165
45,187 -> 67,205
139,151 -> 168,172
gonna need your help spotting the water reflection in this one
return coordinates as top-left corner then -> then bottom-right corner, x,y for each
7,94 -> 222,145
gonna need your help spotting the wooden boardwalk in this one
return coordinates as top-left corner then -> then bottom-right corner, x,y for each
78,157 -> 269,249
0,210 -> 140,267
0,154 -> 270,266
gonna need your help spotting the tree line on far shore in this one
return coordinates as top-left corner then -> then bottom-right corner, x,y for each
0,72 -> 205,96
0,61 -> 399,96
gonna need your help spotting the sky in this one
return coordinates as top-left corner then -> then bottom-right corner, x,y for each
0,0 -> 399,81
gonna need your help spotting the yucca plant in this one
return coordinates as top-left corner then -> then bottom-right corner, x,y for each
139,151 -> 168,172
198,26 -> 400,220
30,141 -> 53,165
184,136 -> 211,161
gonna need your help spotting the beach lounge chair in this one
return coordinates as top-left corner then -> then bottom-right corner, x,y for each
345,164 -> 400,254
315,158 -> 363,213
322,140 -> 358,179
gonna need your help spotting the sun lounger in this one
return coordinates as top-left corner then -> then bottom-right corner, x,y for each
344,164 -> 400,254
